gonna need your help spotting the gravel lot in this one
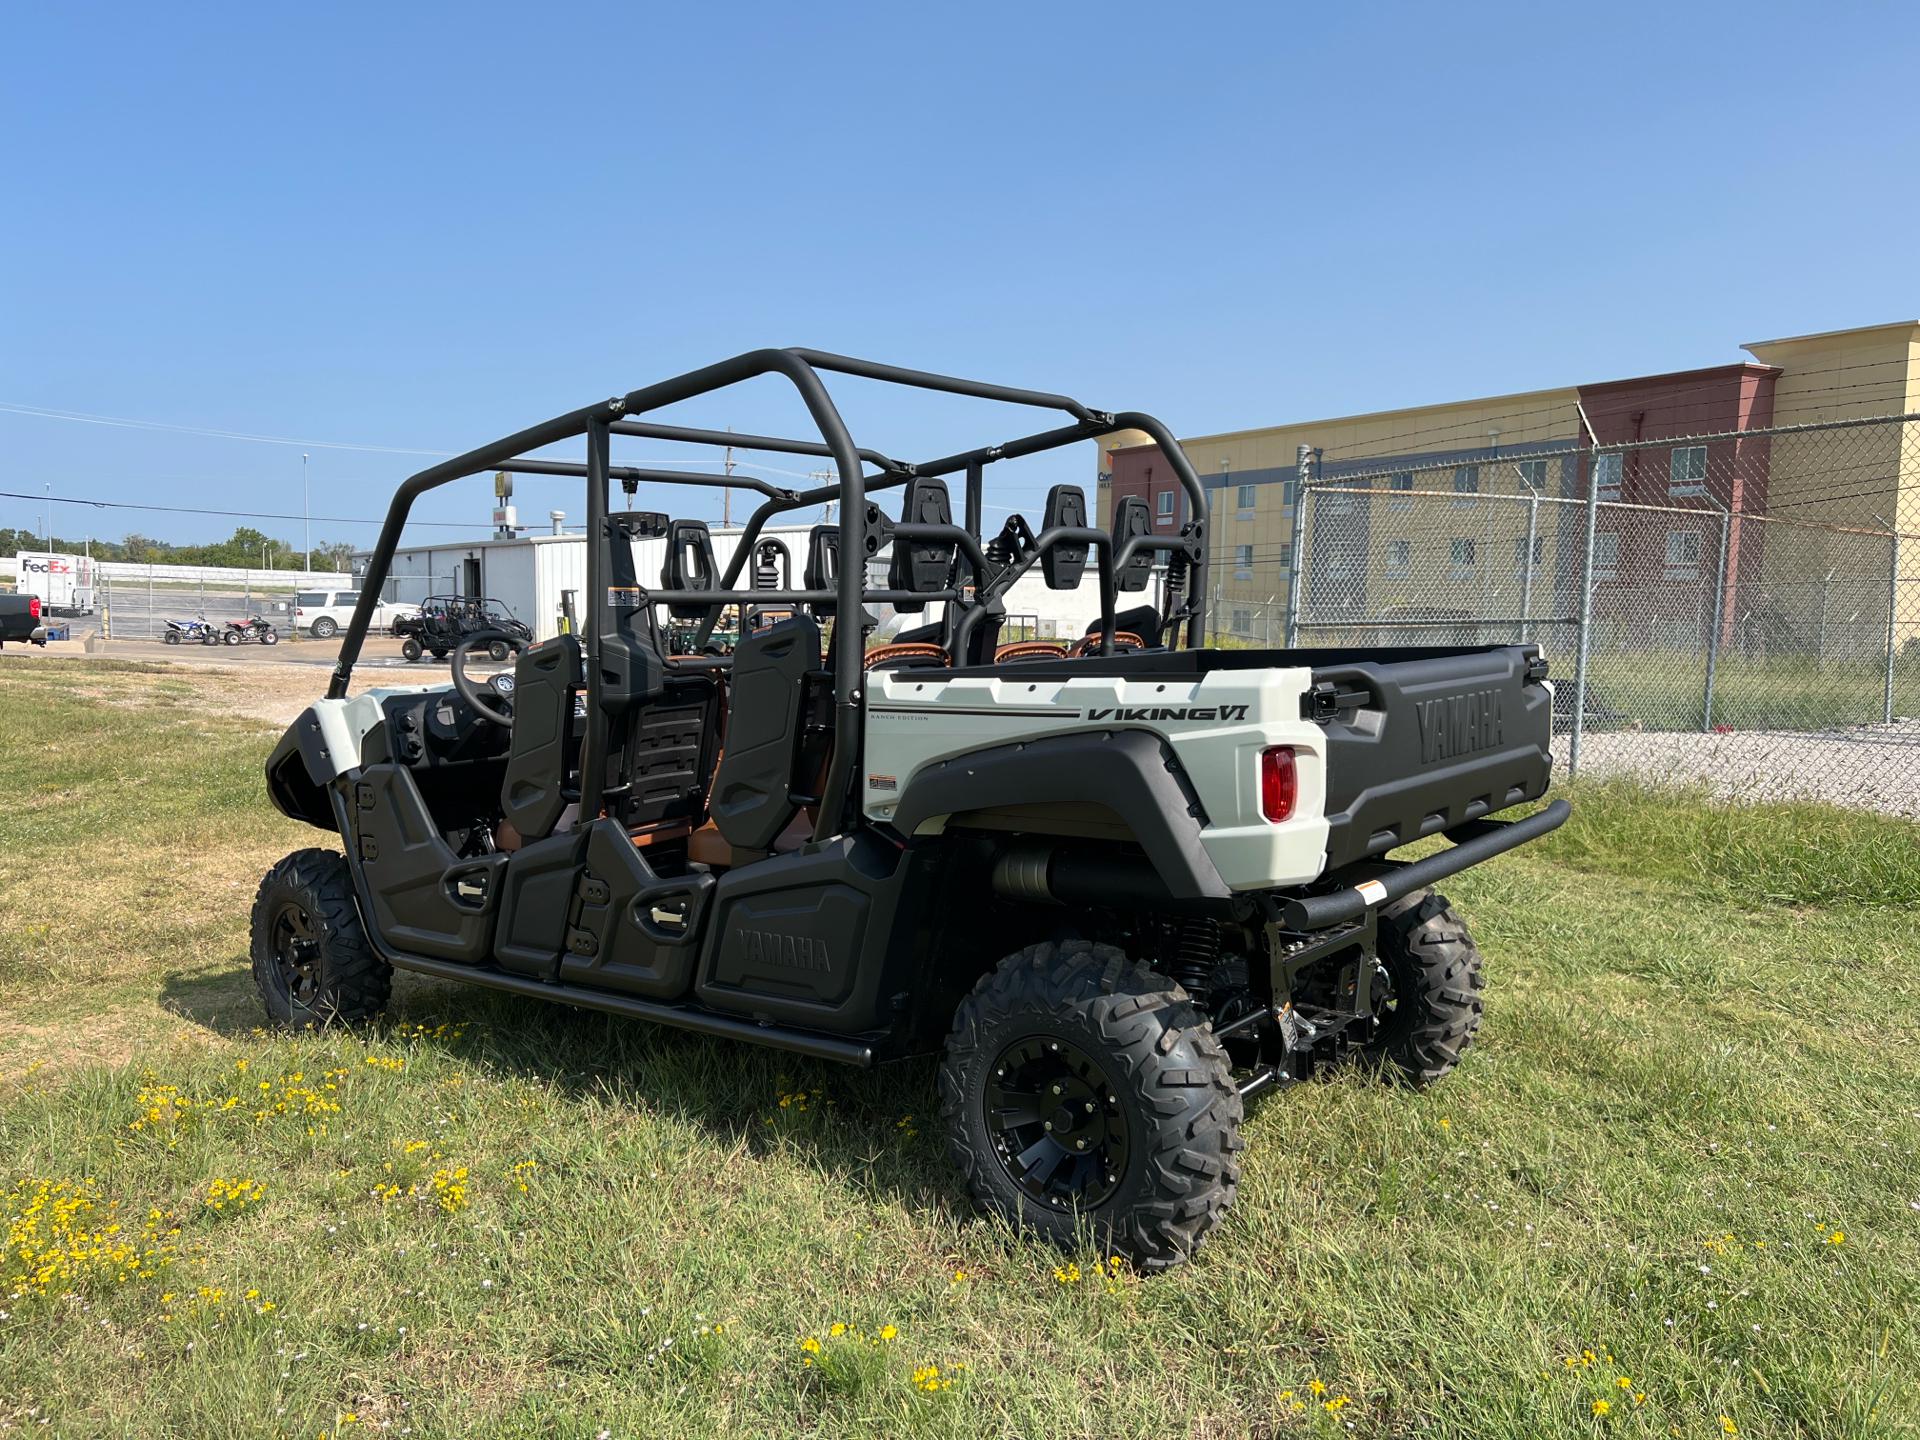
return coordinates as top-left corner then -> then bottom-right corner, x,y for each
1555,719 -> 1920,817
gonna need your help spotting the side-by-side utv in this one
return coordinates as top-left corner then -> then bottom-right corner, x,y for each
255,349 -> 1566,1267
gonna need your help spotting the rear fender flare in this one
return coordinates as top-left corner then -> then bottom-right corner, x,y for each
889,727 -> 1231,900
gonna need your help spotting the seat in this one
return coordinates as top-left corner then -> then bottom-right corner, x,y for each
863,642 -> 950,671
498,634 -> 584,843
708,616 -> 822,852
994,640 -> 1069,663
1070,632 -> 1144,657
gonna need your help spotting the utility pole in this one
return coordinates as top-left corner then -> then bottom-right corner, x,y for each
723,427 -> 734,528
810,469 -> 836,524
302,453 -> 310,574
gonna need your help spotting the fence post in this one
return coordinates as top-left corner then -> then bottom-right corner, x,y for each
1519,486 -> 1540,644
1702,503 -> 1731,731
1569,410 -> 1603,779
1886,525 -> 1900,724
1284,444 -> 1313,648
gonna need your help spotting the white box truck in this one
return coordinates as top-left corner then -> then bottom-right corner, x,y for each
15,552 -> 95,616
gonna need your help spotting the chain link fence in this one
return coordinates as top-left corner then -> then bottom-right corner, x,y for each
1222,413 -> 1920,816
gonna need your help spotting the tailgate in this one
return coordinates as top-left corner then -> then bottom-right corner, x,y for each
1310,645 -> 1553,869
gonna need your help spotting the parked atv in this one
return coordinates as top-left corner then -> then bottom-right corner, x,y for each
164,616 -> 220,645
223,616 -> 279,645
254,348 -> 1565,1269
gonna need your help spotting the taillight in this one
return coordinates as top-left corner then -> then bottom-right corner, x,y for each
28,596 -> 40,619
1260,746 -> 1296,822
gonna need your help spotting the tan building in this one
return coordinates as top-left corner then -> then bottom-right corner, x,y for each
1101,319 -> 1920,647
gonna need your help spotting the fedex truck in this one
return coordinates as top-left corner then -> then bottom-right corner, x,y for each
15,553 -> 95,616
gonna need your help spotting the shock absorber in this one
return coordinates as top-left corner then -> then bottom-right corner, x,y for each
1160,545 -> 1190,644
1171,917 -> 1221,1005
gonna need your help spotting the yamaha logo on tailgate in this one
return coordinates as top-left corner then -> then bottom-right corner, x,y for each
1417,690 -> 1504,763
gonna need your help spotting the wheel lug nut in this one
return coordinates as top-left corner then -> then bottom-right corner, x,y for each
1076,1139 -> 1088,1150
1083,1102 -> 1094,1113
1044,1121 -> 1053,1131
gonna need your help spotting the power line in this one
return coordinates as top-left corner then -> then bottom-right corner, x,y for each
0,401 -> 457,455
0,489 -> 489,529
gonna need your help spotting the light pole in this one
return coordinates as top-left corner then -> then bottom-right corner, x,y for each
302,453 -> 310,574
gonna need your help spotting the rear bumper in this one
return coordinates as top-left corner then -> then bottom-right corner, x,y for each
1281,798 -> 1570,930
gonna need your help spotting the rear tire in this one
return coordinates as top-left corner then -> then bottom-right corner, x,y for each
249,849 -> 391,1026
939,941 -> 1242,1270
310,616 -> 337,639
1364,889 -> 1484,1086
164,631 -> 180,645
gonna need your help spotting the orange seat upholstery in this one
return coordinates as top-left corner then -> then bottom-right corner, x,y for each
994,640 -> 1069,663
863,642 -> 950,670
1069,632 -> 1144,657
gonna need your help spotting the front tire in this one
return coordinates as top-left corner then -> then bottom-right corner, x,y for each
1363,889 -> 1484,1086
261,627 -> 278,644
401,637 -> 423,662
939,941 -> 1242,1270
249,849 -> 391,1026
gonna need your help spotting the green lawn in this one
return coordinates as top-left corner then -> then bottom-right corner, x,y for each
1,656 -> 1916,1438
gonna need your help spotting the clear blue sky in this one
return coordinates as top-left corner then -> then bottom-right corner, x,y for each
3,2 -> 1916,554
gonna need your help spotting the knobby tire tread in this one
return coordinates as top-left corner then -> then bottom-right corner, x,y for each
939,940 -> 1243,1271
250,848 -> 391,1026
1371,888 -> 1484,1086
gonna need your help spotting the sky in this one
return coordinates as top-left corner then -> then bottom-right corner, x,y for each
3,1 -> 1917,556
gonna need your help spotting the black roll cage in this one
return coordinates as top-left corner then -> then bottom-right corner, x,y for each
327,348 -> 1209,836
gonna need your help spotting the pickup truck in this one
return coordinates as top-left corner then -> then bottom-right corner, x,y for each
0,593 -> 47,647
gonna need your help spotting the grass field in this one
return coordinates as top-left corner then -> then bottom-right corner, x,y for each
1,655 -> 1916,1438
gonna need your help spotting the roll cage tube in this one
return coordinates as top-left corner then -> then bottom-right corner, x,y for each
327,348 -> 1210,831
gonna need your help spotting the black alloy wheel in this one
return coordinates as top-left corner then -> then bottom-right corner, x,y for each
269,899 -> 323,1009
985,1034 -> 1129,1209
940,941 -> 1242,1270
249,848 -> 391,1026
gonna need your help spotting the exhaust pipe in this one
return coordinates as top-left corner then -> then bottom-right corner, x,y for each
991,842 -> 1224,916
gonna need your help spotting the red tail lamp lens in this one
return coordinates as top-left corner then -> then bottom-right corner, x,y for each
28,596 -> 40,619
1260,746 -> 1296,822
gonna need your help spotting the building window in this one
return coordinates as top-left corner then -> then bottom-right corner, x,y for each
1665,529 -> 1702,575
1156,490 -> 1175,522
1594,532 -> 1619,574
1669,446 -> 1708,498
1513,534 -> 1544,571
1234,543 -> 1253,579
1236,483 -> 1256,516
1452,465 -> 1479,506
1388,471 -> 1413,511
1384,538 -> 1411,575
1276,541 -> 1293,573
1231,607 -> 1252,635
1449,537 -> 1476,574
1515,459 -> 1548,492
1593,452 -> 1622,501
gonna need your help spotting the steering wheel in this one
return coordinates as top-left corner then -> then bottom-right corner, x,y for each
452,630 -> 524,727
